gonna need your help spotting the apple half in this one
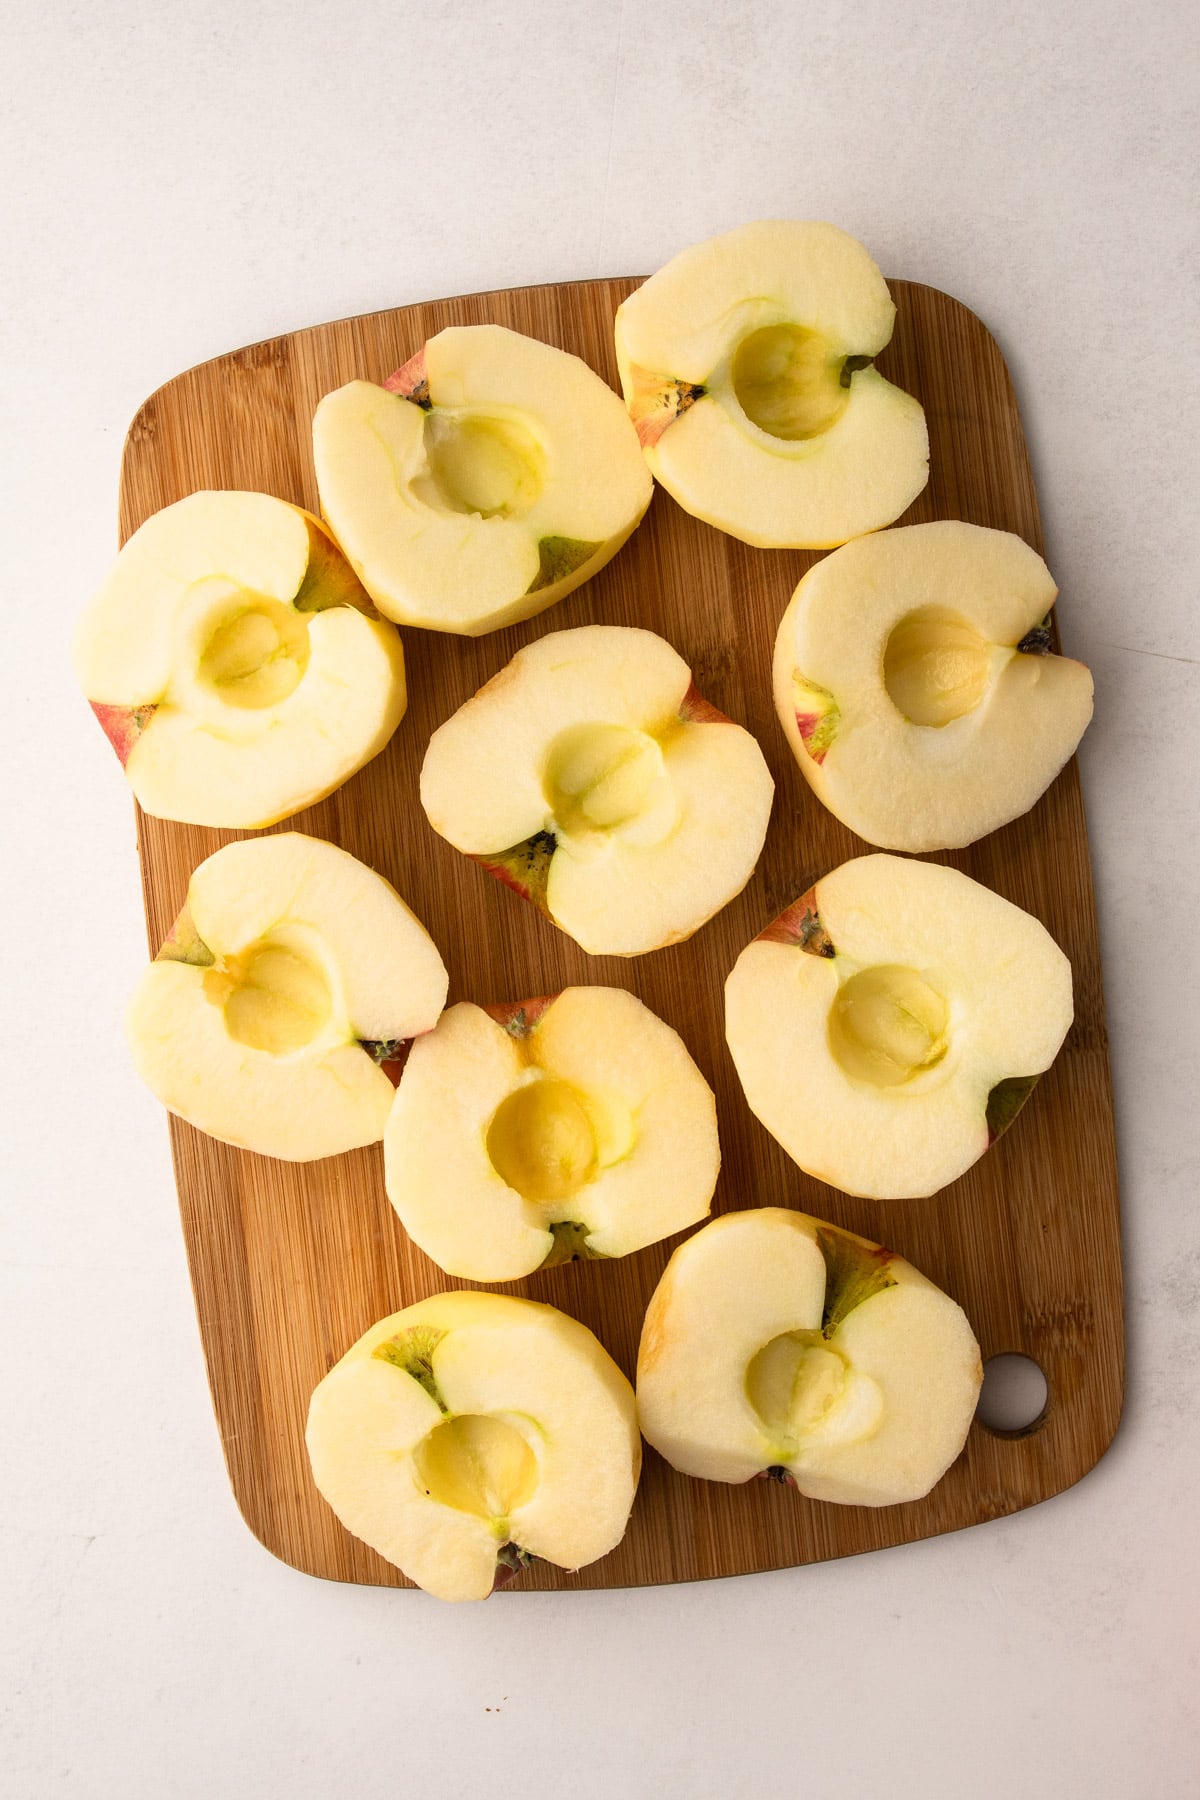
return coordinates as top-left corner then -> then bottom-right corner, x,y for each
637,1207 -> 982,1504
73,490 -> 407,828
306,1291 -> 641,1600
725,854 -> 1073,1199
384,986 -> 719,1280
312,325 -> 652,636
614,220 -> 928,548
420,625 -> 774,956
127,832 -> 448,1161
773,521 -> 1095,851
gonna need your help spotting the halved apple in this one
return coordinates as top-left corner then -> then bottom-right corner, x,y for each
127,832 -> 448,1161
384,986 -> 718,1280
73,490 -> 407,828
724,854 -> 1073,1199
312,325 -> 652,636
306,1290 -> 641,1600
637,1207 -> 982,1504
614,221 -> 928,548
773,521 -> 1094,850
420,625 -> 774,956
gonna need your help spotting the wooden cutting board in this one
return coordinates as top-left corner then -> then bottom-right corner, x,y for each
118,275 -> 1123,1590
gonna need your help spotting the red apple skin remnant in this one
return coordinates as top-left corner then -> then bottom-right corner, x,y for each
91,700 -> 155,767
678,680 -> 733,726
795,711 -> 830,765
482,994 -> 557,1038
757,888 -> 836,958
384,347 -> 431,409
627,365 -> 706,450
474,855 -> 533,908
473,830 -> 557,918
156,904 -> 215,969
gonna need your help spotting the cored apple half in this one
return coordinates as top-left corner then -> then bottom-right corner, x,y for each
126,833 -> 448,1161
384,987 -> 719,1280
420,625 -> 774,956
307,1291 -> 641,1601
637,1208 -> 982,1505
615,220 -> 928,548
773,521 -> 1095,850
725,855 -> 1073,1199
73,491 -> 406,828
312,325 -> 652,636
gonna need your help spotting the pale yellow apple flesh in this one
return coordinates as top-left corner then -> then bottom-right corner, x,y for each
72,491 -> 407,828
724,854 -> 1073,1199
420,625 -> 774,956
306,1291 -> 641,1600
384,986 -> 719,1280
126,833 -> 448,1161
773,521 -> 1095,850
637,1207 -> 982,1502
615,221 -> 928,548
312,324 -> 652,636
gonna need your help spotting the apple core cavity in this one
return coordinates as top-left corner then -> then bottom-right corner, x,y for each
730,322 -> 853,441
411,1413 -> 539,1522
827,964 -> 950,1089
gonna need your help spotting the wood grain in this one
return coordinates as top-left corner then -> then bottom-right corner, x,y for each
117,277 -> 1123,1591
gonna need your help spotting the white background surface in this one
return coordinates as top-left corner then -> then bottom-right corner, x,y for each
5,3 -> 1198,1795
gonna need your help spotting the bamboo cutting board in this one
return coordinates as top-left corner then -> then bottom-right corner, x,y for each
118,276 -> 1123,1590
